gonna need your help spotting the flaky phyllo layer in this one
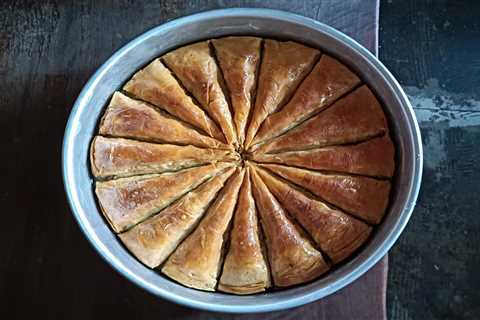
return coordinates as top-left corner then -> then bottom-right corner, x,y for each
90,37 -> 395,294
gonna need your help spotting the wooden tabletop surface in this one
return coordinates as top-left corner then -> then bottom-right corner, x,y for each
0,1 -> 386,319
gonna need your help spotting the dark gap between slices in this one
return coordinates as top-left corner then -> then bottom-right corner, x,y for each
120,83 -> 218,142
118,90 -> 227,146
215,172 -> 244,291
256,169 -> 334,267
249,81 -> 363,151
256,130 -> 386,155
247,41 -> 322,149
99,131 -> 220,150
253,164 -> 376,227
110,164 -> 233,234
248,169 -> 275,290
208,40 -> 239,146
261,40 -> 322,117
243,38 -> 265,152
254,164 -> 378,265
154,169 -> 236,271
247,156 -> 392,181
159,57 -> 228,144
91,136 -> 239,181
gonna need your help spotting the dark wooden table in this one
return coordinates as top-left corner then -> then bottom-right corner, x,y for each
0,1 -> 386,319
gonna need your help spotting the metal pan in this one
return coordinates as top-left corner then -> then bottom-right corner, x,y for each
62,8 -> 423,313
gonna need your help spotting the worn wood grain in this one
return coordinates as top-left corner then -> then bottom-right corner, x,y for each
0,1 -> 384,319
380,1 -> 480,319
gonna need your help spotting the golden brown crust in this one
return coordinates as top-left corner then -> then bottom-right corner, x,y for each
90,136 -> 239,179
123,59 -> 225,142
260,164 -> 390,225
212,37 -> 261,146
218,167 -> 271,294
95,162 -> 233,233
118,168 -> 235,268
162,42 -> 238,147
90,37 -> 397,294
253,85 -> 388,154
250,55 -> 361,148
249,166 -> 329,287
254,167 -> 372,263
162,169 -> 245,291
99,92 -> 229,149
244,40 -> 320,148
250,135 -> 395,178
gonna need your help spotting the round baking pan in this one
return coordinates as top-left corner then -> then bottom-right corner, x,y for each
62,8 -> 423,313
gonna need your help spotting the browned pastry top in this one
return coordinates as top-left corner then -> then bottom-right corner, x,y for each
212,37 -> 262,146
90,37 -> 395,294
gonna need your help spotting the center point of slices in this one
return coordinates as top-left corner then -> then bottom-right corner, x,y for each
236,149 -> 252,166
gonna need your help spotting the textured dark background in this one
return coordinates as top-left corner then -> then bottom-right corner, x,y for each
380,1 -> 480,319
1,1 -> 479,319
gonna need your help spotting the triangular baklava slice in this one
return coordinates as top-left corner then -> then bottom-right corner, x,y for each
253,86 -> 387,154
99,92 -> 229,149
250,167 -> 329,287
91,136 -> 238,179
218,167 -> 271,294
259,164 -> 390,224
212,37 -> 262,146
251,55 -> 360,148
244,40 -> 320,148
123,59 -> 225,141
162,169 -> 245,291
119,168 -> 235,268
162,42 -> 238,146
255,166 -> 372,263
95,162 -> 233,232
250,135 -> 394,178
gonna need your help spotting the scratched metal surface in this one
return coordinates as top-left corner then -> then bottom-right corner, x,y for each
380,1 -> 480,319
